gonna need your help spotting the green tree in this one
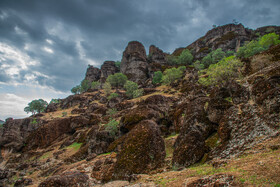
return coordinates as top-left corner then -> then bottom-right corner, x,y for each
91,81 -> 101,90
177,49 -> 193,65
103,82 -> 112,96
71,85 -> 81,94
152,71 -> 163,84
202,48 -> 226,68
104,119 -> 119,137
115,61 -> 121,69
106,73 -> 128,89
162,67 -> 184,85
80,79 -> 91,93
167,55 -> 178,65
24,99 -> 48,115
198,56 -> 243,87
124,81 -> 138,99
108,93 -> 119,100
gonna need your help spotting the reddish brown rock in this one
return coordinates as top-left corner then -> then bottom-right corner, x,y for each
148,45 -> 167,64
185,174 -> 237,187
112,120 -> 165,180
39,171 -> 89,187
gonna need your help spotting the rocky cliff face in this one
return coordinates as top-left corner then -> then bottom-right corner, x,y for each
85,65 -> 101,83
120,41 -> 150,84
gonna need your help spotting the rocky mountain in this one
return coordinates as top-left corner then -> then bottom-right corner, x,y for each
0,24 -> 280,186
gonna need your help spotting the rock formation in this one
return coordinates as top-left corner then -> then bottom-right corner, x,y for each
85,65 -> 101,82
100,61 -> 119,83
120,41 -> 150,84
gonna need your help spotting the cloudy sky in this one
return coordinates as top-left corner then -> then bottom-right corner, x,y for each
0,0 -> 280,120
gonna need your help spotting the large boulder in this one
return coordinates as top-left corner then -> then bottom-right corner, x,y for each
172,96 -> 215,167
100,61 -> 119,83
85,65 -> 101,83
39,171 -> 89,187
120,41 -> 149,84
112,120 -> 165,180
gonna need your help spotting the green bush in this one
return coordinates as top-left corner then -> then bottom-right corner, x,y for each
198,56 -> 243,87
107,108 -> 118,116
80,79 -> 91,93
103,82 -> 112,96
202,48 -> 226,68
162,67 -> 184,85
194,60 -> 205,70
152,71 -> 163,84
167,55 -> 178,65
237,33 -> 280,58
71,85 -> 81,94
124,81 -> 138,98
62,112 -> 67,117
91,81 -> 101,90
106,73 -> 128,88
133,88 -> 144,98
177,49 -> 193,65
108,93 -> 119,100
104,119 -> 119,137
115,61 -> 121,68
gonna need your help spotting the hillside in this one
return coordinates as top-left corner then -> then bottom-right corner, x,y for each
0,23 -> 280,186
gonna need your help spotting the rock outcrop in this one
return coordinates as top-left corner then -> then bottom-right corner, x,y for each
100,61 -> 119,83
85,65 -> 101,83
0,118 -> 42,152
148,45 -> 167,64
184,24 -> 253,60
120,41 -> 149,84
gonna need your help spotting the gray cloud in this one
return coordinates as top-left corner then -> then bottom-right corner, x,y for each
0,0 -> 279,92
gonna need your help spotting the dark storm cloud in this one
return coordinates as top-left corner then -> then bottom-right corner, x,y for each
0,0 -> 279,92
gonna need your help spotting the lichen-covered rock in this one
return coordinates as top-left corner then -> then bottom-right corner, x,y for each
112,120 -> 165,180
91,153 -> 117,182
172,96 -> 215,167
120,41 -> 149,84
39,171 -> 89,187
85,65 -> 101,83
24,118 -> 73,150
148,45 -> 167,64
14,178 -> 33,186
0,118 -> 41,152
100,61 -> 119,83
210,103 -> 278,159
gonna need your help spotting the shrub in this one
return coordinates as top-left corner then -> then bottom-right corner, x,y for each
162,67 -> 184,85
115,61 -> 121,68
108,93 -> 119,100
194,60 -> 205,70
62,112 -> 67,117
152,71 -> 163,84
177,49 -> 193,65
91,81 -> 101,90
103,82 -> 112,96
237,33 -> 280,58
178,66 -> 186,72
71,85 -> 81,94
107,108 -> 117,116
202,48 -> 226,68
133,88 -> 144,98
198,56 -> 243,87
80,79 -> 91,93
167,55 -> 178,65
104,119 -> 119,137
124,81 -> 138,98
106,73 -> 128,88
